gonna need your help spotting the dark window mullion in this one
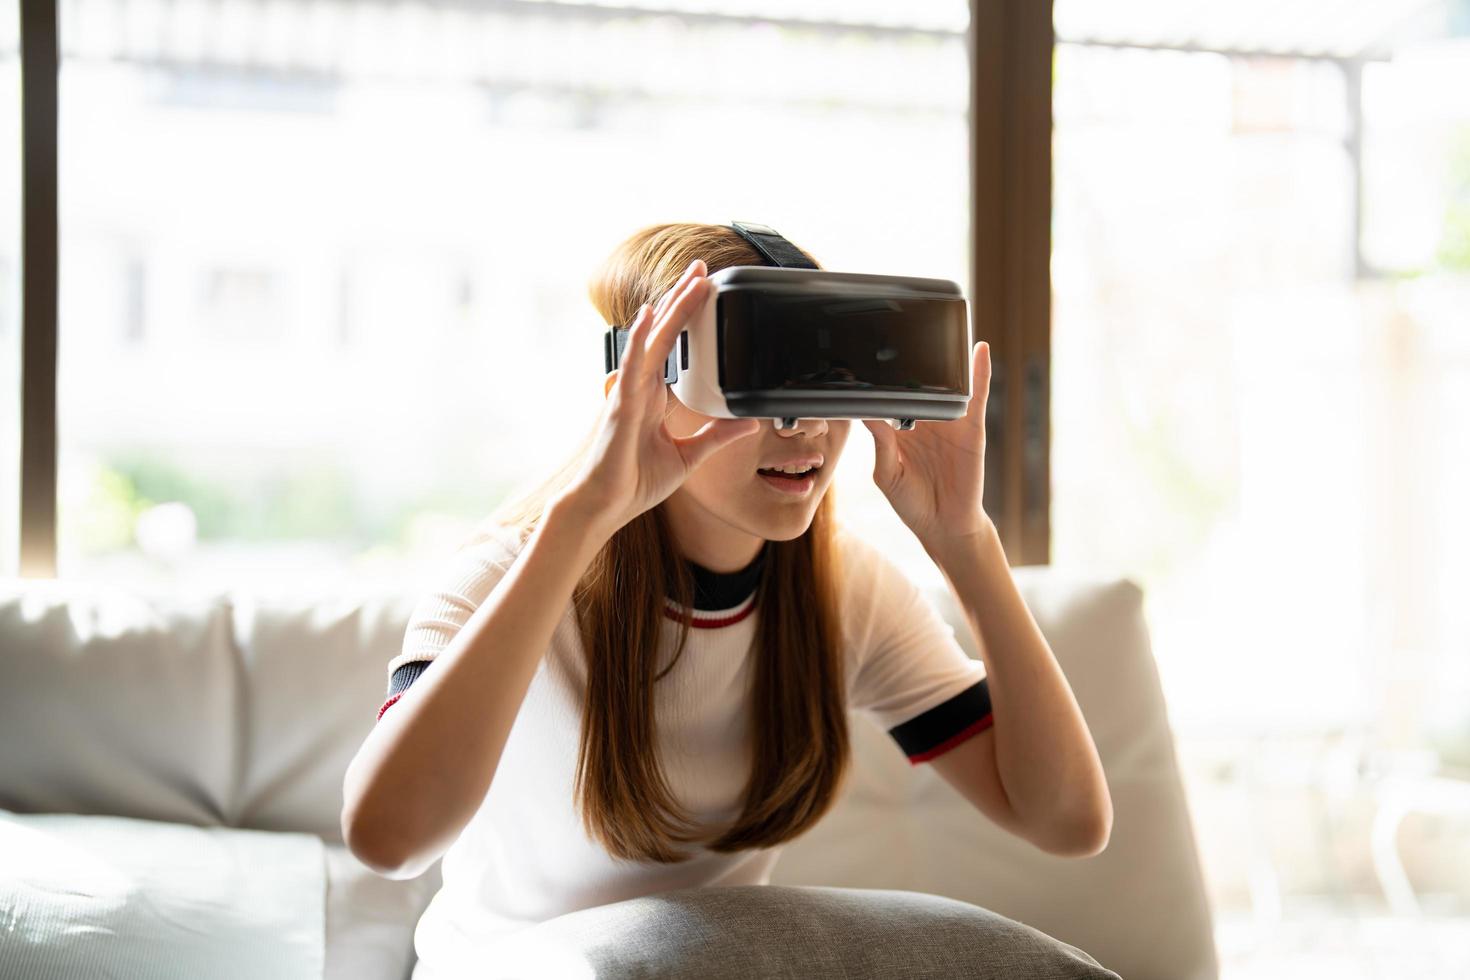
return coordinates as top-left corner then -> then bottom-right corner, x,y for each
969,0 -> 1053,566
19,0 -> 58,578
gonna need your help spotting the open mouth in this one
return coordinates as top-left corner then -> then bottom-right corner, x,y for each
758,461 -> 817,487
756,465 -> 820,482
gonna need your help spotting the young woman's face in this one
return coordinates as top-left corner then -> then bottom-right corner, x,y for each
661,388 -> 850,567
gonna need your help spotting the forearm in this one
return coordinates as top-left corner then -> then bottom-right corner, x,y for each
342,494 -> 608,878
922,520 -> 1112,852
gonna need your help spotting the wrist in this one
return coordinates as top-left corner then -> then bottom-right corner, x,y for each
545,488 -> 620,552
920,513 -> 1002,568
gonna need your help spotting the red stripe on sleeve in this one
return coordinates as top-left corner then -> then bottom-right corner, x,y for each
907,712 -> 994,764
376,692 -> 404,722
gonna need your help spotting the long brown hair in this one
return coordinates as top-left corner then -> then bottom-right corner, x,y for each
460,222 -> 851,863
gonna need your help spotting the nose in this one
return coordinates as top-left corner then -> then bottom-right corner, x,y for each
772,417 -> 828,436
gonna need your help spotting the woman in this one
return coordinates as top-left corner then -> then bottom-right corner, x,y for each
341,222 -> 1113,976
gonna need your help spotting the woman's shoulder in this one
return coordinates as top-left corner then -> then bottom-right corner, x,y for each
830,521 -> 890,578
829,522 -> 891,606
829,522 -> 926,610
453,518 -> 531,569
446,514 -> 552,575
401,519 -> 530,601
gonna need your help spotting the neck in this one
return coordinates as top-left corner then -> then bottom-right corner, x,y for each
679,540 -> 768,611
662,497 -> 766,573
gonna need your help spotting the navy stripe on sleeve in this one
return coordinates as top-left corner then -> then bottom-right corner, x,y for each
377,659 -> 432,721
888,677 -> 994,764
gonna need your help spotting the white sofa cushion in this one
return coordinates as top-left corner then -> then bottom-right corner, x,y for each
771,570 -> 1219,980
324,842 -> 442,980
0,808 -> 324,979
228,589 -> 419,843
0,581 -> 238,827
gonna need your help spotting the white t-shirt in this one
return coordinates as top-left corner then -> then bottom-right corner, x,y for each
379,521 -> 993,977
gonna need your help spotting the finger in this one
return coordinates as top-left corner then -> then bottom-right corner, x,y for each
646,276 -> 707,365
617,304 -> 653,384
653,259 -> 705,322
608,310 -> 655,405
658,258 -> 702,312
671,417 -> 761,471
975,341 -> 991,424
863,416 -> 897,453
863,418 -> 899,482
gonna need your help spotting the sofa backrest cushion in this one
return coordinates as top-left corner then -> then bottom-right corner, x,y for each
0,581 -> 237,827
229,589 -> 418,843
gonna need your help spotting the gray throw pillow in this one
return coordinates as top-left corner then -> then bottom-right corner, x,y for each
447,884 -> 1122,980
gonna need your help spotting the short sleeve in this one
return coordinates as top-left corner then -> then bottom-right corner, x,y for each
842,530 -> 993,764
377,525 -> 523,722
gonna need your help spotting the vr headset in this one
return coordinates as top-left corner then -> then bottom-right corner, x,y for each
601,221 -> 973,431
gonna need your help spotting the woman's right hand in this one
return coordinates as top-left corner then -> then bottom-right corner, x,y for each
558,258 -> 762,539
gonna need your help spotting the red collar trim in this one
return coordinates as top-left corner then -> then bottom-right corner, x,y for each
663,593 -> 758,629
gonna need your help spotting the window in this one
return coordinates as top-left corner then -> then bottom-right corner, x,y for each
49,0 -> 972,591
1052,0 -> 1470,960
1052,9 -> 1470,744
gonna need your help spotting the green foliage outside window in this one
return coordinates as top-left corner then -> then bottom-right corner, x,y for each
1435,125 -> 1470,272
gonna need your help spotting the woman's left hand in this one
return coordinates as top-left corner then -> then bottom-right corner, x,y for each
863,340 -> 994,545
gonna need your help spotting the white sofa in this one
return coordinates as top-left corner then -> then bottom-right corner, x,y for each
0,565 -> 1218,979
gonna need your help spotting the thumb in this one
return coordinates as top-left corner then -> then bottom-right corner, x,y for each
673,418 -> 762,471
863,418 -> 899,482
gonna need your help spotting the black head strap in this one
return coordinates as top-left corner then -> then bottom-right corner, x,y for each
727,220 -> 818,269
602,220 -> 814,375
602,326 -> 680,382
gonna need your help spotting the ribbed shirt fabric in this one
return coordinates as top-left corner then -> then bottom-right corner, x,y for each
382,522 -> 992,978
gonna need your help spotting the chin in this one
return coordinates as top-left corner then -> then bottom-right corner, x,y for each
760,521 -> 813,542
748,502 -> 821,540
